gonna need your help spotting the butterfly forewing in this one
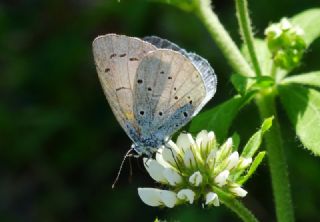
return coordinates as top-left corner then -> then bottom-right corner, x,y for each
133,49 -> 207,139
93,34 -> 157,139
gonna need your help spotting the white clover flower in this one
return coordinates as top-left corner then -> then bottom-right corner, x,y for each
214,170 -> 230,187
226,151 -> 239,170
138,130 -> 264,208
230,185 -> 248,197
205,192 -> 219,206
138,188 -> 177,208
189,171 -> 203,186
177,189 -> 195,204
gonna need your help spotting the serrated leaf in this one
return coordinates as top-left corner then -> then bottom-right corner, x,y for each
237,151 -> 266,185
279,85 -> 320,156
291,8 -> 320,46
241,117 -> 273,158
189,93 -> 255,142
281,71 -> 320,88
241,39 -> 273,76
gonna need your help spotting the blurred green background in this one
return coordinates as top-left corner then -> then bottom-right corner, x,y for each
1,0 -> 320,221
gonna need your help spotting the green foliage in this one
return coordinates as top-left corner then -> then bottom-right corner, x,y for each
241,117 -> 273,158
189,93 -> 254,141
237,152 -> 266,185
231,74 -> 274,95
151,0 -> 197,11
279,85 -> 320,156
281,71 -> 320,87
291,8 -> 320,46
241,39 -> 273,76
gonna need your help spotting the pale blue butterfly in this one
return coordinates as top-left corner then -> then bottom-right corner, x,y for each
93,34 -> 217,158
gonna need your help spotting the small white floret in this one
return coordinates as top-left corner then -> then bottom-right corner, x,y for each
163,168 -> 182,186
226,151 -> 239,170
214,170 -> 230,187
143,158 -> 167,183
189,171 -> 203,186
177,189 -> 195,204
205,192 -> 220,206
230,186 -> 248,197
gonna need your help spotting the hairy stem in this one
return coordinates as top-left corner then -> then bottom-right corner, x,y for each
235,0 -> 262,76
214,188 -> 259,222
195,0 -> 255,77
255,89 -> 294,222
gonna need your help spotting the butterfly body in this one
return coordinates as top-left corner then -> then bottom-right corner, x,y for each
93,34 -> 217,157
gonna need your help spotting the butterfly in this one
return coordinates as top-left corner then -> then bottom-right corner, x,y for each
93,34 -> 217,157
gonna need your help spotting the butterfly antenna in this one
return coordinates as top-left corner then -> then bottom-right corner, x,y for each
112,147 -> 134,189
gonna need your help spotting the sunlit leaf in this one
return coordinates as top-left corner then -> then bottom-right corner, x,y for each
291,8 -> 320,46
189,93 -> 255,141
237,151 -> 266,185
231,74 -> 274,95
241,39 -> 273,76
241,117 -> 273,158
281,71 -> 320,88
279,85 -> 320,156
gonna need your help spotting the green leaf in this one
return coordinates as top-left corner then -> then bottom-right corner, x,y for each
291,8 -> 320,46
231,132 -> 240,151
241,38 -> 273,76
241,117 -> 273,158
237,151 -> 266,185
189,93 -> 255,141
231,74 -> 256,95
279,85 -> 320,156
231,74 -> 275,95
281,71 -> 320,88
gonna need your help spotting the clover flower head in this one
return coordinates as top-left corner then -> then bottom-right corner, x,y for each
265,17 -> 306,70
138,129 -> 265,208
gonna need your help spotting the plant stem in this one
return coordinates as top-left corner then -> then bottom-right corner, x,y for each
195,0 -> 255,77
214,188 -> 259,222
255,89 -> 294,222
235,0 -> 262,76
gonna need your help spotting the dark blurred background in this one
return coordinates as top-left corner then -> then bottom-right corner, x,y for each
1,0 -> 320,221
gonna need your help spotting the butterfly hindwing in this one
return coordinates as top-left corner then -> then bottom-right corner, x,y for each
133,49 -> 208,140
144,36 -> 217,115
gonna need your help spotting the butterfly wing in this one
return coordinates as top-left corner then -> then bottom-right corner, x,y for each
92,34 -> 157,140
144,36 -> 217,115
133,49 -> 216,141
